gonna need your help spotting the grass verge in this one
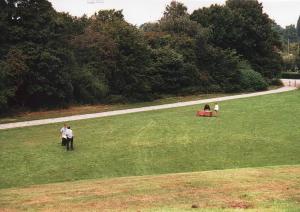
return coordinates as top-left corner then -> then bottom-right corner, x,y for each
0,165 -> 299,211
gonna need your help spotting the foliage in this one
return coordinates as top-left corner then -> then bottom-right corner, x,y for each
0,0 -> 288,112
284,25 -> 298,43
297,16 -> 300,38
239,62 -> 268,91
191,0 -> 283,78
87,10 -> 152,101
149,46 -> 186,93
0,61 -> 16,111
281,72 -> 300,79
273,22 -> 300,44
197,47 -> 242,92
296,56 -> 300,70
272,23 -> 285,43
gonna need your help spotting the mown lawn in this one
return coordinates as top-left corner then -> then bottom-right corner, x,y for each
1,165 -> 299,211
0,90 -> 299,189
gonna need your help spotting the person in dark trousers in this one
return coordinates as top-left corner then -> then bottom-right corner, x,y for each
60,123 -> 67,146
66,126 -> 74,151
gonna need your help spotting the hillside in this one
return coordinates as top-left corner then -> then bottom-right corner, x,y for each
0,165 -> 299,211
0,90 -> 300,189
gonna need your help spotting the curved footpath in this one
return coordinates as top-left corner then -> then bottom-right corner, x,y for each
0,86 -> 297,130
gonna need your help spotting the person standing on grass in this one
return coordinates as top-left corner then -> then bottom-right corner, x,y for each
60,123 -> 68,146
214,103 -> 219,116
66,126 -> 74,151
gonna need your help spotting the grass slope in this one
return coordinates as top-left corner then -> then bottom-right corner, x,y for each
0,90 -> 300,189
0,165 -> 299,211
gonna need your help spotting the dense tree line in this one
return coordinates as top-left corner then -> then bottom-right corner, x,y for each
298,16 -> 300,38
273,16 -> 300,71
275,22 -> 300,44
0,0 -> 283,113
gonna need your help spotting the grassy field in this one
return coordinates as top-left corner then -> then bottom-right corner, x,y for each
0,90 -> 299,190
0,165 -> 299,211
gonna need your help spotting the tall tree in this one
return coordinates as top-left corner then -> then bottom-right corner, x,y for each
297,16 -> 300,39
0,0 -> 75,108
163,1 -> 188,19
71,26 -> 116,103
147,1 -> 209,93
90,10 -> 152,101
191,0 -> 283,78
284,25 -> 298,43
0,0 -> 277,113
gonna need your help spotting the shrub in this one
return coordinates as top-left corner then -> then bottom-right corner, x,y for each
270,78 -> 283,86
72,65 -> 109,104
239,62 -> 268,91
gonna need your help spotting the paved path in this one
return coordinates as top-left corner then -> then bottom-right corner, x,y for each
281,79 -> 300,88
0,86 -> 297,130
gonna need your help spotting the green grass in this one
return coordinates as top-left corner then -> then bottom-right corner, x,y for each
1,165 -> 299,211
0,90 -> 300,189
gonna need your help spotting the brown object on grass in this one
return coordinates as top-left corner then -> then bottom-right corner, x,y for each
191,204 -> 199,208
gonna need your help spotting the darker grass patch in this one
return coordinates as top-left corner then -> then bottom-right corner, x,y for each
228,201 -> 253,209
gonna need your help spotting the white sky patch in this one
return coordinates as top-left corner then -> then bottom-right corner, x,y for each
49,0 -> 300,27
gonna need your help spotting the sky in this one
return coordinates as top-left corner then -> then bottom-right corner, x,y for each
49,0 -> 300,28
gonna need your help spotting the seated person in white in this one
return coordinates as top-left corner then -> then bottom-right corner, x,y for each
214,103 -> 219,116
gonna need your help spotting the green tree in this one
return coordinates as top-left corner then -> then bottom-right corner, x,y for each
0,0 -> 286,112
0,0 -> 10,59
15,44 -> 74,107
197,46 -> 243,92
297,16 -> 300,39
149,47 -> 185,93
163,1 -> 188,19
284,25 -> 298,43
191,0 -> 283,78
88,10 -> 152,101
0,0 -> 75,108
0,61 -> 16,112
145,1 -> 209,93
190,4 -> 235,47
272,23 -> 285,43
71,26 -> 115,102
239,61 -> 268,91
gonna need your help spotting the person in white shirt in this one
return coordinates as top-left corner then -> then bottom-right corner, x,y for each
60,124 -> 67,146
66,126 -> 74,151
214,103 -> 219,116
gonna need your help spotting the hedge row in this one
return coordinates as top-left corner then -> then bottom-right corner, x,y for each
281,72 -> 300,79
